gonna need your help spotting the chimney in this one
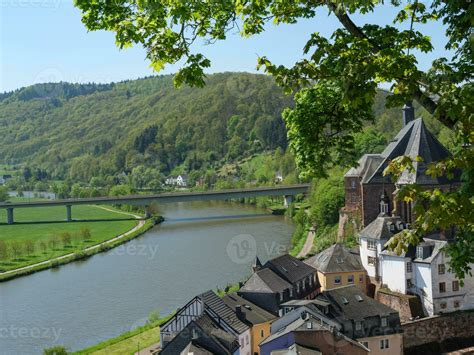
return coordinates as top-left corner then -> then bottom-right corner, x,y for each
403,101 -> 415,126
235,305 -> 245,321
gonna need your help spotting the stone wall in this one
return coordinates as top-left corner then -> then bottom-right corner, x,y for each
402,311 -> 474,354
376,289 -> 423,322
376,289 -> 424,322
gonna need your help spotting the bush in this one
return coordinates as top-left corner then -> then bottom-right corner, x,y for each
309,171 -> 345,226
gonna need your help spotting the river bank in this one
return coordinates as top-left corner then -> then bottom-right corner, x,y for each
0,201 -> 294,354
0,207 -> 163,282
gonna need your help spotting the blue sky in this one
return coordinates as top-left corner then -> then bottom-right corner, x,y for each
0,1 -> 452,93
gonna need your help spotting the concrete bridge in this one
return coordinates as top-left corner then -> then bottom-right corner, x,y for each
0,184 -> 310,224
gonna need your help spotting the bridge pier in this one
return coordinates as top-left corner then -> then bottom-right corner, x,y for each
7,208 -> 14,225
144,206 -> 151,219
66,205 -> 72,222
284,195 -> 294,208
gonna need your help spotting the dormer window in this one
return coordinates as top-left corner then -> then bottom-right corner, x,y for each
351,180 -> 356,189
367,240 -> 377,250
389,224 -> 395,232
355,321 -> 362,331
381,317 -> 388,327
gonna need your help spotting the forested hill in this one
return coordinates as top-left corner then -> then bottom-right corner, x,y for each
0,72 -> 452,183
0,73 -> 290,181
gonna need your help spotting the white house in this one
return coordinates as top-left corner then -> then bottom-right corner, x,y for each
380,238 -> 474,316
358,212 -> 405,280
165,174 -> 188,187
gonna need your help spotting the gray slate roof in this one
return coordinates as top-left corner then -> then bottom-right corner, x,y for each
367,118 -> 454,185
222,293 -> 276,325
344,154 -> 384,180
320,285 -> 398,321
345,118 -> 457,185
358,214 -> 405,241
199,290 -> 249,334
271,343 -> 322,355
162,313 -> 237,355
180,341 -> 213,355
239,268 -> 293,294
264,254 -> 316,284
305,244 -> 365,273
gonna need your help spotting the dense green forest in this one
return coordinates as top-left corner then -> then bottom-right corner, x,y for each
0,72 -> 453,188
0,73 -> 290,182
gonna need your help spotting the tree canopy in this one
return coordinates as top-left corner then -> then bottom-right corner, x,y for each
74,0 -> 473,278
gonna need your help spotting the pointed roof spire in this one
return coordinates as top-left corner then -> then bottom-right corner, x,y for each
252,256 -> 262,272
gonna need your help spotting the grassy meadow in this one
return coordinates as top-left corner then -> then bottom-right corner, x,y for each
0,203 -> 138,272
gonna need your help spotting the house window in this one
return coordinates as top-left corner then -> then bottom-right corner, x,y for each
309,275 -> 313,286
351,179 -> 356,189
289,288 -> 294,297
302,279 -> 306,290
359,274 -> 364,283
368,256 -> 376,266
334,276 -> 342,285
406,262 -> 412,273
279,292 -> 284,301
260,329 -> 265,338
439,282 -> 446,293
380,339 -> 390,349
355,321 -> 362,331
367,240 -> 377,250
380,200 -> 389,213
440,302 -> 447,309
438,264 -> 445,275
348,275 -> 354,284
296,282 -> 300,293
381,317 -> 388,327
246,335 -> 249,345
454,301 -> 460,308
452,280 -> 459,291
407,279 -> 412,289
416,246 -> 424,259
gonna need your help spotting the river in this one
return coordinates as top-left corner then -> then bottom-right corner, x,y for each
0,201 -> 293,354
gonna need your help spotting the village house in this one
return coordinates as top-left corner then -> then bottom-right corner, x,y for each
380,239 -> 474,316
259,311 -> 369,355
223,293 -> 277,355
160,290 -> 251,355
358,214 -> 405,280
160,313 -> 240,355
165,174 -> 188,187
318,285 -> 403,355
305,243 -> 368,292
238,255 -> 319,315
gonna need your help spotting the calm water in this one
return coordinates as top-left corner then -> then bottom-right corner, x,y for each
0,201 -> 293,354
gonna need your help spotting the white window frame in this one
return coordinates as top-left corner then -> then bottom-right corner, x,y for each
367,240 -> 377,250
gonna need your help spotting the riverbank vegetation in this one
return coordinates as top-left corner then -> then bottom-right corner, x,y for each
72,312 -> 173,355
0,201 -> 139,273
